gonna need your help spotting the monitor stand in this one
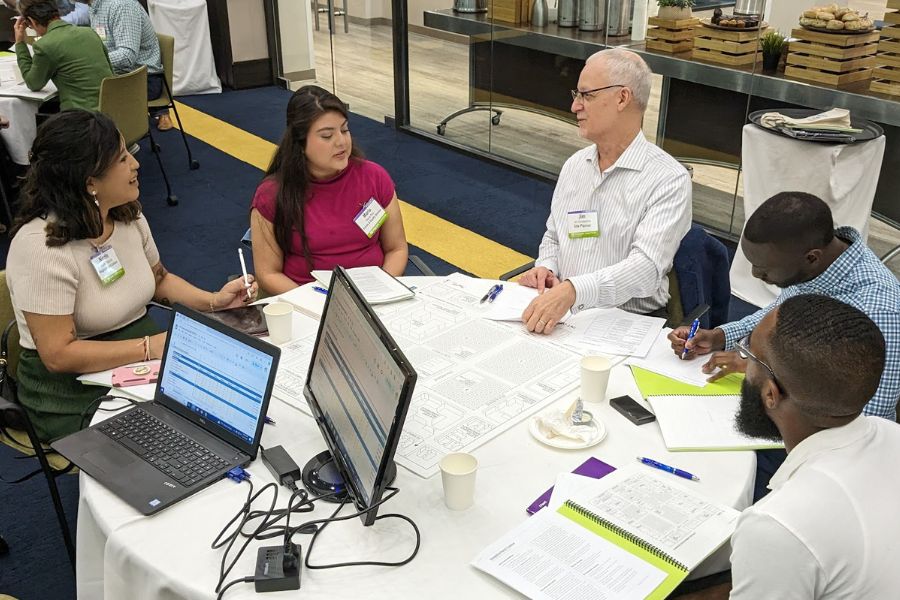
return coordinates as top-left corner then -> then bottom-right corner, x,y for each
301,450 -> 397,503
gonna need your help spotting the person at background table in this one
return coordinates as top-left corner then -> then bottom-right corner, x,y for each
84,0 -> 172,130
2,0 -> 85,24
5,111 -> 257,443
13,0 -> 112,111
669,192 -> 900,423
250,85 -> 408,295
518,48 -> 691,335
729,294 -> 900,598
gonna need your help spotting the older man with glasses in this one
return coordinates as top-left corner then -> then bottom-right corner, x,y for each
519,48 -> 691,334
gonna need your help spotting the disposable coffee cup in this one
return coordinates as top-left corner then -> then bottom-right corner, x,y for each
580,355 -> 612,403
263,302 -> 293,344
440,452 -> 478,510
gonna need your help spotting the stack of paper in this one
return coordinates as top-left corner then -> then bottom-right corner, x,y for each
278,284 -> 328,320
311,266 -> 414,305
647,394 -> 784,451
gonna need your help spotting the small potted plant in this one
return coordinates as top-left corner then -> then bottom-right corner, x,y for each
760,30 -> 785,73
657,0 -> 694,20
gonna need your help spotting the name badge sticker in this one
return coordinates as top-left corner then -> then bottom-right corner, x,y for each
354,198 -> 388,238
567,210 -> 600,239
89,245 -> 125,286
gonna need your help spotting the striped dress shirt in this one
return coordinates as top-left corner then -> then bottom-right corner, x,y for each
720,227 -> 900,421
535,132 -> 692,314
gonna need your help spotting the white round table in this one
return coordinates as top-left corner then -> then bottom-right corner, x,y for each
76,285 -> 756,600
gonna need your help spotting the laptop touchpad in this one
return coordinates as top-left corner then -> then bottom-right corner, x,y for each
84,448 -> 138,473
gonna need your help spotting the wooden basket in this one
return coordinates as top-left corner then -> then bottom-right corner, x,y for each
691,25 -> 767,66
488,0 -> 529,25
646,17 -> 700,53
786,27 -> 878,86
871,0 -> 900,96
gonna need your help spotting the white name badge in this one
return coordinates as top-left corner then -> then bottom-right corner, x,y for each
90,245 -> 125,286
567,210 -> 600,239
354,198 -> 388,238
94,25 -> 107,41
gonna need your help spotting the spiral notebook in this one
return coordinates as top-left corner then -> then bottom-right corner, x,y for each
473,466 -> 740,600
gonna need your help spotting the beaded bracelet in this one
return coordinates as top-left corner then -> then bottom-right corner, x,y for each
209,292 -> 218,312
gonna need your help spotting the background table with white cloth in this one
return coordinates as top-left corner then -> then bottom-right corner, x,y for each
76,278 -> 757,600
147,0 -> 221,95
730,124 -> 886,309
0,54 -> 56,165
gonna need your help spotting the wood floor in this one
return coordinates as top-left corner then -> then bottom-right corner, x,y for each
309,20 -> 900,274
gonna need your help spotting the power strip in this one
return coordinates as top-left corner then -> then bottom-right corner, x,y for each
254,543 -> 301,592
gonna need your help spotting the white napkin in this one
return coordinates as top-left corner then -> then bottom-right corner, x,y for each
533,410 -> 596,443
759,108 -> 852,130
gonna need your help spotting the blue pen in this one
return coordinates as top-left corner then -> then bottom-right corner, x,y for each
480,284 -> 501,304
681,317 -> 700,360
487,284 -> 504,303
637,456 -> 699,481
312,286 -> 328,295
264,416 -> 276,425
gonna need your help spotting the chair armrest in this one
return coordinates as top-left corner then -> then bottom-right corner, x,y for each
408,255 -> 435,276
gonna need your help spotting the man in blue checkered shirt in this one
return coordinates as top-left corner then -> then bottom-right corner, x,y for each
86,0 -> 172,129
669,191 -> 900,423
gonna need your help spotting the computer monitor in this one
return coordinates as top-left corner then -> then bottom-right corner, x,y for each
303,266 -> 417,526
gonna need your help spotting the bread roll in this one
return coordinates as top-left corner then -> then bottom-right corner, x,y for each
803,9 -> 819,18
826,19 -> 844,29
817,11 -> 835,20
811,18 -> 828,27
844,20 -> 861,30
842,11 -> 859,21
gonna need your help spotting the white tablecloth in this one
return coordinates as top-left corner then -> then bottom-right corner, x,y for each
148,0 -> 221,96
76,278 -> 756,599
731,124 -> 886,309
0,96 -> 38,165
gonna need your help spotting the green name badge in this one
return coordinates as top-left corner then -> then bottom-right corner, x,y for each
89,245 -> 125,286
567,210 -> 600,239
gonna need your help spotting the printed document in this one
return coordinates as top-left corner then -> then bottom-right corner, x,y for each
552,308 -> 664,357
311,266 -> 414,304
626,329 -> 710,387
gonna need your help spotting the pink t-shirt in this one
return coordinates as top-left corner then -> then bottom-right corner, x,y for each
251,159 -> 396,285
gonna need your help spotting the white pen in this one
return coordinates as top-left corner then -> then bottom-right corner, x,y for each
237,247 -> 252,301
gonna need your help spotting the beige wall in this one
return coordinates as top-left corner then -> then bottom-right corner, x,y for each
227,0 -> 269,61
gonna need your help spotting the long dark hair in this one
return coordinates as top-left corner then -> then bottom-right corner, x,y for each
265,85 -> 362,266
12,110 -> 142,246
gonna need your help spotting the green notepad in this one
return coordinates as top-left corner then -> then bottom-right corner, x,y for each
631,365 -> 744,397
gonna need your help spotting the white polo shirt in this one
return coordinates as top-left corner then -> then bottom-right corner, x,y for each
730,416 -> 900,599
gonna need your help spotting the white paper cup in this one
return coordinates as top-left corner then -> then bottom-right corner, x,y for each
263,302 -> 293,344
440,452 -> 478,511
580,355 -> 611,403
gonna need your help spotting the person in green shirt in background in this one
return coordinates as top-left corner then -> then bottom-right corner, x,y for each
13,0 -> 112,111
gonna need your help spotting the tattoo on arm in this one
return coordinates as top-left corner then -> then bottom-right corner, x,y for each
158,297 -> 171,306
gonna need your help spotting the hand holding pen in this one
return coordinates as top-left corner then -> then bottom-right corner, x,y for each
238,248 -> 252,302
681,318 -> 700,360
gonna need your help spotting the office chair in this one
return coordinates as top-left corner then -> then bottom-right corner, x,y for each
149,33 -> 199,172
99,66 -> 178,206
498,225 -> 730,329
239,228 -> 437,276
0,271 -> 76,571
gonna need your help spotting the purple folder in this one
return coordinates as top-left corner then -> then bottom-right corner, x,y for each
526,457 -> 616,515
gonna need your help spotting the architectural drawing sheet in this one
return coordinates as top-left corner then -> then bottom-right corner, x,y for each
374,279 -> 582,477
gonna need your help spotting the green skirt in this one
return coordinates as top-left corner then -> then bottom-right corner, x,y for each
16,314 -> 161,443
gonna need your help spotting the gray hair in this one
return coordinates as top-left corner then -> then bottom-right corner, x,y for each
586,49 -> 652,112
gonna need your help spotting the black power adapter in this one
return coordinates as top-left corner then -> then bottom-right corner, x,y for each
254,542 -> 301,592
261,445 -> 302,491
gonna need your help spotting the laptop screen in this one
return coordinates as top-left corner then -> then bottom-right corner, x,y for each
305,267 -> 416,524
158,310 -> 276,450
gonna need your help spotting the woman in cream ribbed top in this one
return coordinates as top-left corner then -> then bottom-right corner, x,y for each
5,111 -> 257,441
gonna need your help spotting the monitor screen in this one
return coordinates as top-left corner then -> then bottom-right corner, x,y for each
304,267 -> 416,522
158,310 -> 275,447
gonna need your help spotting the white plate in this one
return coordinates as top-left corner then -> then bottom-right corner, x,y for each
529,414 -> 608,449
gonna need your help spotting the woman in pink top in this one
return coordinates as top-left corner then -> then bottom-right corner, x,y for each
250,85 -> 408,294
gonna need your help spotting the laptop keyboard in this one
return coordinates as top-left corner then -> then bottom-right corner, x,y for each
98,409 -> 230,487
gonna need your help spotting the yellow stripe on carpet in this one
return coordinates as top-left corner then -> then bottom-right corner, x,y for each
171,101 -> 533,278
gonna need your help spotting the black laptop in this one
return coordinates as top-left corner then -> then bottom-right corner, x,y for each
52,304 -> 280,515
